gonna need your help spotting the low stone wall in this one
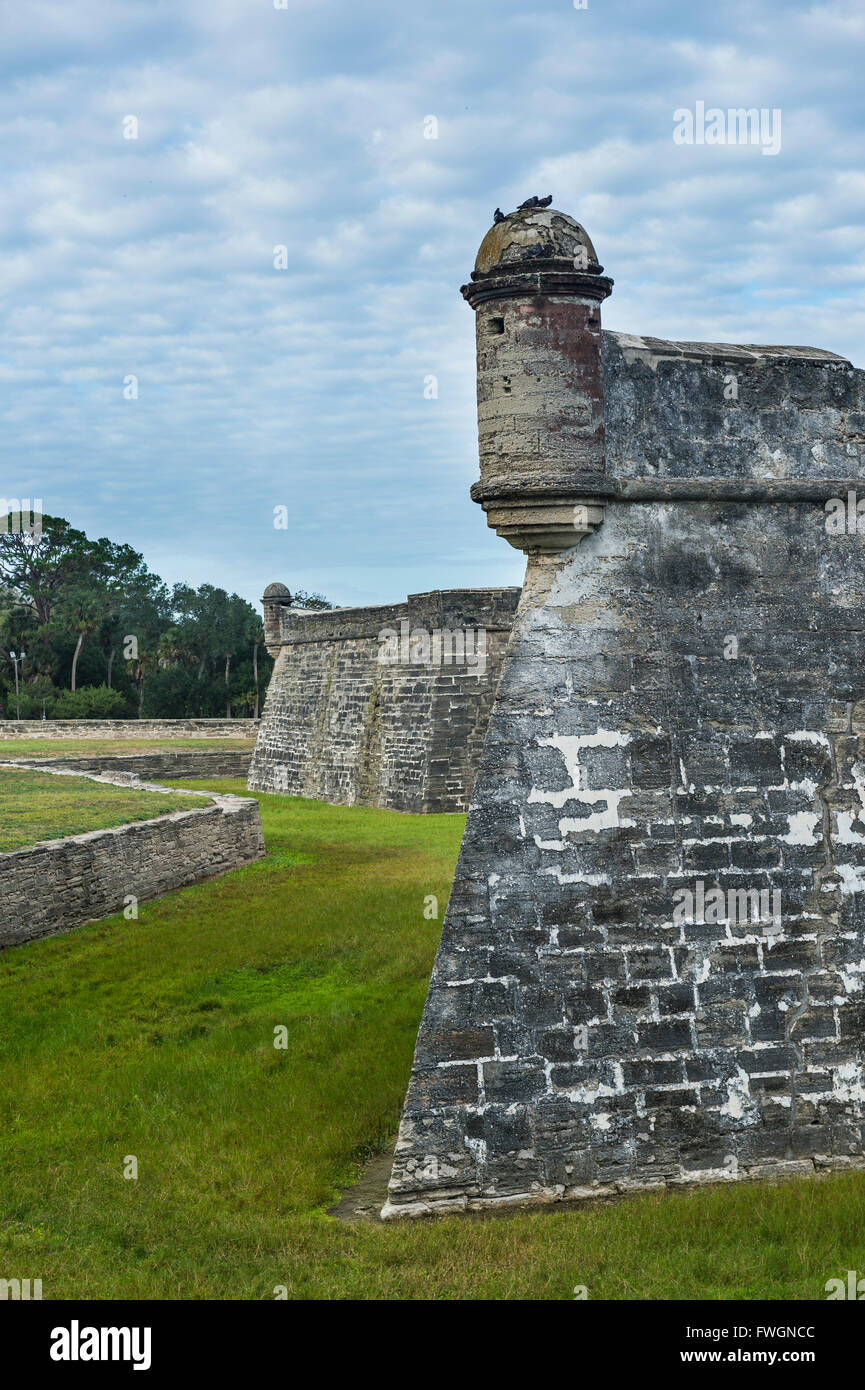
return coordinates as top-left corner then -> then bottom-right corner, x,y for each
0,768 -> 265,948
6,751 -> 253,781
0,718 -> 259,740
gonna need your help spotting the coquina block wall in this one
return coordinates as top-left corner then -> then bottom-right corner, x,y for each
0,719 -> 258,739
6,751 -> 253,780
384,202 -> 865,1218
248,588 -> 519,813
0,770 -> 264,948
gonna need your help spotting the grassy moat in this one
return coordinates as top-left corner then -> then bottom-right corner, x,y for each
0,768 -> 211,852
0,781 -> 863,1298
0,737 -> 255,759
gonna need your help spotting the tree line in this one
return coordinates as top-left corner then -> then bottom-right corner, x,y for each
0,512 -> 330,720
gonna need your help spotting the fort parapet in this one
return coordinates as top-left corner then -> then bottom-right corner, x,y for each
248,587 -> 520,812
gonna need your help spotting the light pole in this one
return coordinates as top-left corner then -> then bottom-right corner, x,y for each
9,650 -> 25,720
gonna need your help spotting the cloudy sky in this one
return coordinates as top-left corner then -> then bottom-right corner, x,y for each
2,0 -> 863,608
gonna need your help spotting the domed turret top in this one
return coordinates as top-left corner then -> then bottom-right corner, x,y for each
474,202 -> 601,276
263,581 -> 291,600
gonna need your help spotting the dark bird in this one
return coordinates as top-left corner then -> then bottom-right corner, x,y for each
493,208 -> 505,223
518,194 -> 554,210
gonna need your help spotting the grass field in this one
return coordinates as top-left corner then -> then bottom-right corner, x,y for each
0,768 -> 211,852
0,737 -> 255,759
0,779 -> 863,1300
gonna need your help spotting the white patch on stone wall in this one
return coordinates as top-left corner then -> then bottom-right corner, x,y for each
835,760 -> 865,845
546,535 -> 631,607
836,864 -> 865,895
781,811 -> 822,846
834,812 -> 865,845
719,1066 -> 752,1120
839,961 -> 865,993
787,730 -> 830,747
464,1136 -> 487,1165
541,867 -> 612,886
565,1068 -> 624,1109
834,1063 -> 865,1104
730,813 -> 753,827
557,797 -> 634,836
530,729 -> 634,839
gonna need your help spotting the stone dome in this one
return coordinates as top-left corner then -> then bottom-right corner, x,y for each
474,205 -> 601,275
263,581 -> 291,599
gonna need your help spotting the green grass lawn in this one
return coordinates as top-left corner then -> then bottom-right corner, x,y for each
0,768 -> 211,852
0,780 -> 863,1300
0,737 -> 255,758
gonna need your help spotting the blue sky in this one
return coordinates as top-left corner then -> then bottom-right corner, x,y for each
2,0 -> 863,609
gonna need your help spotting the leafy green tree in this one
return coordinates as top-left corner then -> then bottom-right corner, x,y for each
0,509 -> 324,718
52,685 -> 129,718
292,589 -> 332,611
96,571 -> 171,692
0,512 -> 94,626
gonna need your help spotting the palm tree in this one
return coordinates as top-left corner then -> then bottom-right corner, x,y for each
62,587 -> 102,691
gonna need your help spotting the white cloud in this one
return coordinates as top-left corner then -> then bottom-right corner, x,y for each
0,0 -> 861,607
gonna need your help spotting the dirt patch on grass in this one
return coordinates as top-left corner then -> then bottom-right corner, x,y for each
328,1145 -> 396,1222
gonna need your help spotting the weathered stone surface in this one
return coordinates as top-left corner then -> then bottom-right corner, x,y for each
0,769 -> 264,948
6,751 -> 252,780
384,202 -> 865,1218
0,718 -> 258,740
249,589 -> 519,813
603,332 -> 863,485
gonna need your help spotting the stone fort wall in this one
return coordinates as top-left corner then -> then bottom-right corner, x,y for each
248,589 -> 519,813
385,202 -> 865,1216
601,332 -> 861,484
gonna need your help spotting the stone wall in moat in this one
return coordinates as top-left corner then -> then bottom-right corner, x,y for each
0,769 -> 264,949
6,751 -> 252,781
0,718 -> 258,740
